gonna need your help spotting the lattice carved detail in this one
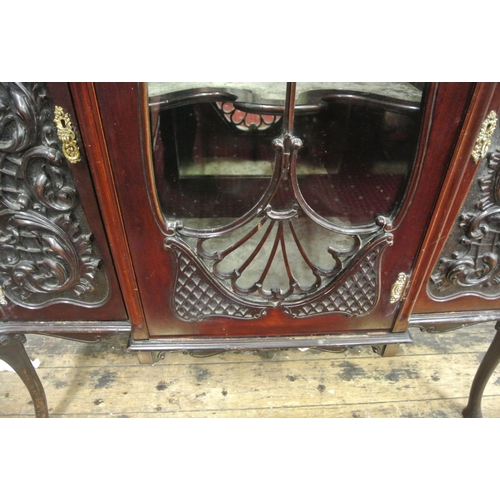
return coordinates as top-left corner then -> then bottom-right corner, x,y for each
164,87 -> 396,322
0,82 -> 109,308
283,237 -> 390,318
168,235 -> 390,321
170,245 -> 267,321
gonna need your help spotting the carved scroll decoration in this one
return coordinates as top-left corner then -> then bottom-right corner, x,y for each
0,82 -> 109,308
429,119 -> 500,299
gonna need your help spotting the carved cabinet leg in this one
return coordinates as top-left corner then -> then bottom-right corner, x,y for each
0,334 -> 49,418
463,322 -> 500,418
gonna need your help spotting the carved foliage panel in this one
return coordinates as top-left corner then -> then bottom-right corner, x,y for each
0,82 -> 109,308
428,112 -> 500,300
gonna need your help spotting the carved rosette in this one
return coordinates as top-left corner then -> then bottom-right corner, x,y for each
429,118 -> 500,299
0,83 -> 109,308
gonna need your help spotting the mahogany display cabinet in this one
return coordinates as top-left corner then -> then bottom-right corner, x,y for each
1,81 -> 500,418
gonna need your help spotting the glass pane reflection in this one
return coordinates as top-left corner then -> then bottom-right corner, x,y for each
147,83 -> 425,229
148,83 -> 287,230
293,83 -> 424,225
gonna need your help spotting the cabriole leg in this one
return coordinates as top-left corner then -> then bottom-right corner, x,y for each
463,322 -> 500,418
0,334 -> 49,418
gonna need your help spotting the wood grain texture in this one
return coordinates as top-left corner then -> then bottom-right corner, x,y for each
1,322 -> 499,418
69,83 -> 148,339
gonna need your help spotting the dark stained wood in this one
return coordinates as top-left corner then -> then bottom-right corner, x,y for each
3,81 -> 500,418
463,321 -> 500,417
397,83 -> 500,325
0,83 -> 127,323
69,83 -> 148,340
94,83 -> 196,338
0,333 -> 48,417
94,82 -> 477,339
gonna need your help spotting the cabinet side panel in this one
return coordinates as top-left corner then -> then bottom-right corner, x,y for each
406,83 -> 500,318
0,82 -> 128,321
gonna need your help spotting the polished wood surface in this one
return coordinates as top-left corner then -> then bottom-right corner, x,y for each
92,83 -> 477,339
401,83 -> 500,322
2,82 -> 500,417
0,83 -> 127,323
69,83 -> 149,340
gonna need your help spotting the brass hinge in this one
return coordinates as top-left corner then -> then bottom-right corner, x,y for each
390,272 -> 410,303
472,110 -> 498,164
54,106 -> 81,164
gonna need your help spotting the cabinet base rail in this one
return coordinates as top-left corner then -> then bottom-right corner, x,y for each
128,331 -> 412,353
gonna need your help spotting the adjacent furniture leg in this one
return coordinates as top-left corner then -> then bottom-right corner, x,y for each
462,321 -> 500,418
136,351 -> 155,364
0,334 -> 49,418
372,343 -> 400,357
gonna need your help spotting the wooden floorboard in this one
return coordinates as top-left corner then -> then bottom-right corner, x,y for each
1,322 -> 499,418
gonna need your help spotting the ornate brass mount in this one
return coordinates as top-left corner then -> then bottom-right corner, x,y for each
390,272 -> 409,303
53,106 -> 81,164
472,110 -> 498,164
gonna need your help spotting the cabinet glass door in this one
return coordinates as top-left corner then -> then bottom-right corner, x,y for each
144,82 -> 427,334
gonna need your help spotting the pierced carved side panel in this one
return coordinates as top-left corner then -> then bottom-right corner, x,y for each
428,118 -> 500,300
0,82 -> 109,308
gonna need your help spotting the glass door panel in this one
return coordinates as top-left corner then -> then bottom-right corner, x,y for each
148,83 -> 287,231
292,83 -> 424,226
146,82 -> 426,320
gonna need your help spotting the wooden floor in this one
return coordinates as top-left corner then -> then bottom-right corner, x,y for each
1,322 -> 500,418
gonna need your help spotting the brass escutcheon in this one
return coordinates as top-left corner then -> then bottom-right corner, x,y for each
472,110 -> 498,164
54,106 -> 81,164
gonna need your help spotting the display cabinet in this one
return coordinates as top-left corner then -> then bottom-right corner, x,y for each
1,81 -> 500,418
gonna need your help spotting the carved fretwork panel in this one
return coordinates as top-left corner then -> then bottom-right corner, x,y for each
0,83 -> 109,308
429,120 -> 500,300
283,235 -> 391,318
167,234 -> 391,321
156,83 -> 419,323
